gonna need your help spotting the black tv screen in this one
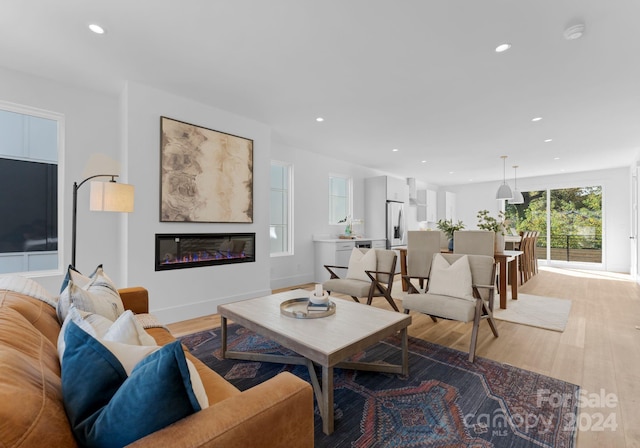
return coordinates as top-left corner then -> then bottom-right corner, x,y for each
0,158 -> 57,253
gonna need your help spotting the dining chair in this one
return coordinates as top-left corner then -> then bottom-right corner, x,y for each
403,231 -> 441,293
403,253 -> 498,362
518,231 -> 540,283
323,248 -> 399,311
452,230 -> 495,256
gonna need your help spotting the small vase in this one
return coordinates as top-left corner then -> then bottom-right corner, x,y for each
494,232 -> 505,253
448,238 -> 454,251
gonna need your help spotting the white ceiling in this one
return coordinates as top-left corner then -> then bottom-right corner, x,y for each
2,0 -> 639,186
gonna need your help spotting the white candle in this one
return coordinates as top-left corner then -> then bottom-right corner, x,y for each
315,284 -> 323,297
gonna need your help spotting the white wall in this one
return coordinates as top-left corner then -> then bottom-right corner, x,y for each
270,143 -> 392,289
445,167 -> 631,273
0,67 -> 122,292
122,82 -> 272,323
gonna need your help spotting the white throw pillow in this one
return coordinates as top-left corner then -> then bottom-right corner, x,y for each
346,248 -> 377,282
102,310 -> 158,346
427,254 -> 475,301
57,267 -> 124,323
58,309 -> 157,361
57,307 -> 100,360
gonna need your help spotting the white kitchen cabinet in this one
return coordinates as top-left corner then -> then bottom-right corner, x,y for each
385,176 -> 408,202
313,238 -> 387,283
313,240 -> 355,283
445,191 -> 457,221
416,189 -> 437,222
426,189 -> 437,222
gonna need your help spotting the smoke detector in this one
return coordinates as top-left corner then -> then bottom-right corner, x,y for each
564,24 -> 585,40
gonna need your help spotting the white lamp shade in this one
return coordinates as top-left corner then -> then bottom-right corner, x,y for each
495,183 -> 513,200
90,181 -> 135,212
508,189 -> 525,204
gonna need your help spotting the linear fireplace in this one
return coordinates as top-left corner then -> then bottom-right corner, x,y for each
155,233 -> 255,271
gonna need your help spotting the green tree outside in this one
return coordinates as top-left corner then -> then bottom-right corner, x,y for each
505,186 -> 602,262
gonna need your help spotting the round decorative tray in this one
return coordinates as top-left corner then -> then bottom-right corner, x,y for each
280,297 -> 336,319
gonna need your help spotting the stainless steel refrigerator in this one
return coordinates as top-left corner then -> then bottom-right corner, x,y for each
386,200 -> 406,249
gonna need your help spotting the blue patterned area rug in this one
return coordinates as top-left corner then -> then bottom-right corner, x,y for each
180,325 -> 579,447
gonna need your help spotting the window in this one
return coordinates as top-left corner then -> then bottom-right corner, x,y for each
0,102 -> 63,274
329,174 -> 352,225
505,186 -> 602,264
270,161 -> 292,256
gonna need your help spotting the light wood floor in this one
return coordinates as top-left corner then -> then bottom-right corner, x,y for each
167,267 -> 640,447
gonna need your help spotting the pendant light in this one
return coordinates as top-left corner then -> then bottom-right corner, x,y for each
508,165 -> 524,204
495,155 -> 513,200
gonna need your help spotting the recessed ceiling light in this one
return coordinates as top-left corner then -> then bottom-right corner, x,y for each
544,139 -> 553,143
532,117 -> 542,122
554,157 -> 561,160
449,171 -> 454,174
421,160 -> 427,163
315,117 -> 324,122
392,148 -> 399,152
495,43 -> 511,53
564,24 -> 585,40
88,24 -> 106,34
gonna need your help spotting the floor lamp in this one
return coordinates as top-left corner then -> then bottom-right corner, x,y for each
72,174 -> 134,267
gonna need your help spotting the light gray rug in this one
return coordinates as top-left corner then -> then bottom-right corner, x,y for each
493,293 -> 572,332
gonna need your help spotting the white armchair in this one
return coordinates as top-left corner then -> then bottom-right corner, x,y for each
403,253 -> 498,362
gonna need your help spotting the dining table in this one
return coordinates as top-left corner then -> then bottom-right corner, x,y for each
398,247 -> 523,309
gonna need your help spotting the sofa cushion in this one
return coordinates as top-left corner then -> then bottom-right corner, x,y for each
0,308 -> 77,447
57,266 -> 124,323
62,322 -> 202,447
0,289 -> 61,348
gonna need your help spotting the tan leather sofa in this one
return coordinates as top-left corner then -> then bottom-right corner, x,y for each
0,286 -> 314,447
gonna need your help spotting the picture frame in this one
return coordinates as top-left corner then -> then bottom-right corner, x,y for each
160,116 -> 253,223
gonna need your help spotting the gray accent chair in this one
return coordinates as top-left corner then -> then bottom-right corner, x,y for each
453,230 -> 495,256
404,230 -> 441,293
403,253 -> 498,362
323,248 -> 399,311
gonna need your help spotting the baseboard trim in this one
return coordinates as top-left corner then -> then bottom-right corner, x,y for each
150,288 -> 272,324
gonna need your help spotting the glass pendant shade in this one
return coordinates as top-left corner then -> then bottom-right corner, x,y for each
495,155 -> 513,199
496,183 -> 513,200
509,189 -> 524,204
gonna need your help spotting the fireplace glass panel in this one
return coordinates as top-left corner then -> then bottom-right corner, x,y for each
155,233 -> 255,271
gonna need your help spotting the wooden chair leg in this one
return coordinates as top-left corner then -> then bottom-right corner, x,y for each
383,292 -> 399,312
468,300 -> 483,362
483,303 -> 499,337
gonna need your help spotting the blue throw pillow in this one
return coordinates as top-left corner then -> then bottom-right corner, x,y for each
62,322 -> 201,448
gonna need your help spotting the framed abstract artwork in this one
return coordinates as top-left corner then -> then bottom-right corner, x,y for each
160,116 -> 253,223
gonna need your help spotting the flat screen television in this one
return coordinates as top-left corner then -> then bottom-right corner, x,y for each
0,158 -> 57,253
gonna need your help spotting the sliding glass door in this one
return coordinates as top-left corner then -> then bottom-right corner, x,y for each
506,186 -> 602,264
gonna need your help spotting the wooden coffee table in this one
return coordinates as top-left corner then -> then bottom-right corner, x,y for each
217,289 -> 412,435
